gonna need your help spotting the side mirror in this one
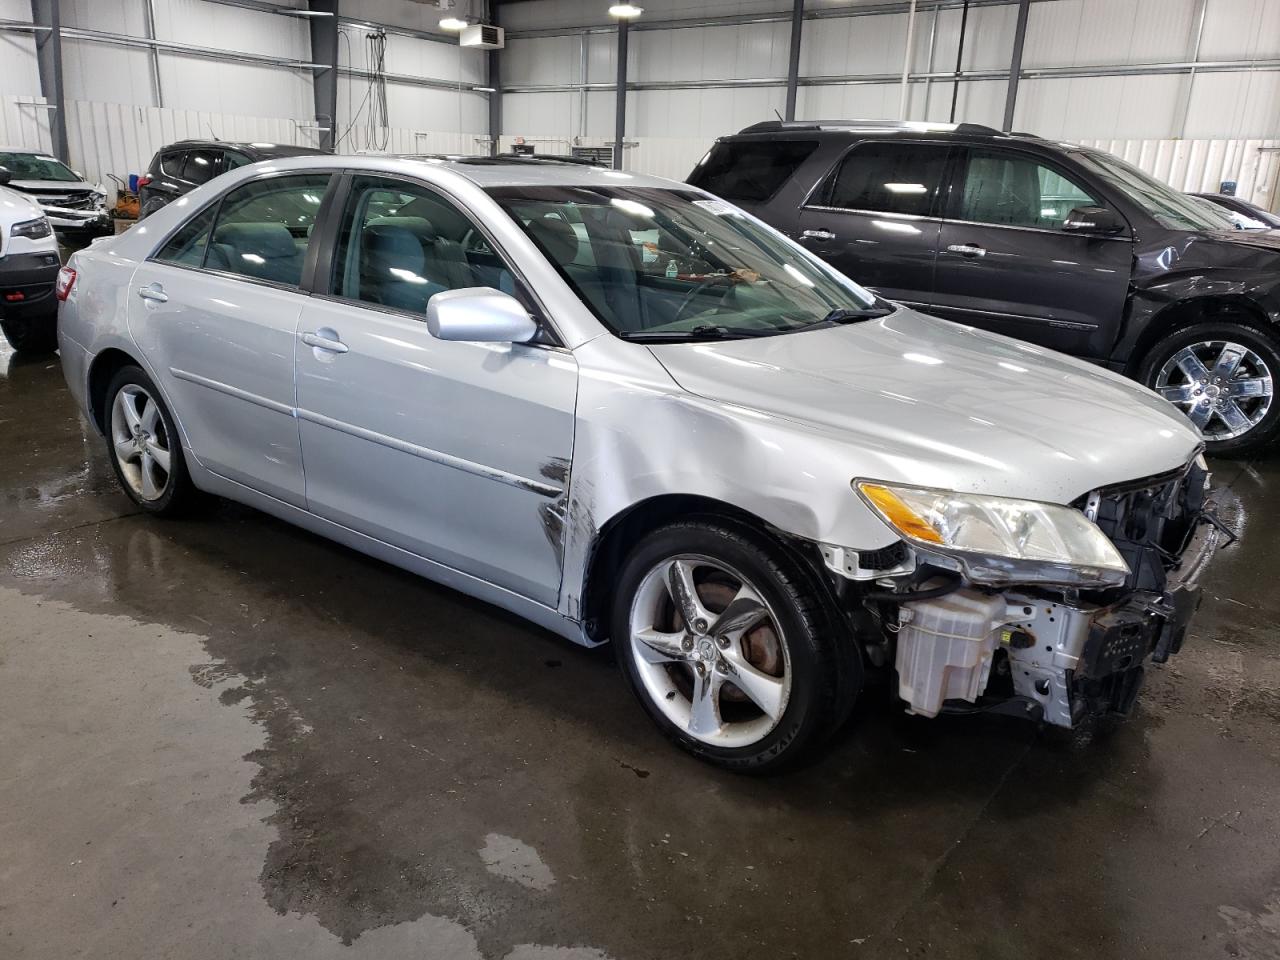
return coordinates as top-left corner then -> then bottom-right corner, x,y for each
1062,205 -> 1125,235
426,287 -> 538,344
0,168 -> 10,186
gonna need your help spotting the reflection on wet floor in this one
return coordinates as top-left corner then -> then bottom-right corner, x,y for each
1,339 -> 1278,959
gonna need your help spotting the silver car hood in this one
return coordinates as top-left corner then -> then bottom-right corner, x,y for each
648,308 -> 1202,503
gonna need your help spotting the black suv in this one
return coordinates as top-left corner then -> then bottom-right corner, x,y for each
137,140 -> 319,219
688,120 -> 1280,456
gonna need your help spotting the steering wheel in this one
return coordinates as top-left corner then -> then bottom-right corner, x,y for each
672,276 -> 730,326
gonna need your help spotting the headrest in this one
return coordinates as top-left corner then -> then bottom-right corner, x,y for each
212,222 -> 297,259
526,214 -> 578,265
367,215 -> 437,242
364,224 -> 426,274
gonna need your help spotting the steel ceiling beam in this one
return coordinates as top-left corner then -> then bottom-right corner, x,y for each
28,0 -> 67,162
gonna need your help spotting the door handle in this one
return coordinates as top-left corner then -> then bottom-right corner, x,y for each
136,283 -> 168,303
301,330 -> 349,354
800,229 -> 837,241
946,243 -> 987,258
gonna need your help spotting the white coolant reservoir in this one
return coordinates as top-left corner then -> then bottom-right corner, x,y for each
895,588 -> 1009,718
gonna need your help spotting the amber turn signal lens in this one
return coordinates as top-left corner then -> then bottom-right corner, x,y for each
857,483 -> 944,544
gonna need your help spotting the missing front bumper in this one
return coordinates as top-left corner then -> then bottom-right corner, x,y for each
893,519 -> 1219,727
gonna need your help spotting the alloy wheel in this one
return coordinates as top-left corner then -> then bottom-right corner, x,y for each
1154,340 -> 1273,441
627,555 -> 792,748
110,384 -> 172,501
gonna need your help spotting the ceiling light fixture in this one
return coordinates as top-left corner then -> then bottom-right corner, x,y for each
608,3 -> 643,18
439,16 -> 469,30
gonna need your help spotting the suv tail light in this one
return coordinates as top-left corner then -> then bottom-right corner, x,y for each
136,175 -> 152,189
55,266 -> 77,302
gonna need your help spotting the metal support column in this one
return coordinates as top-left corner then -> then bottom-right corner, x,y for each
29,0 -> 68,162
898,0 -> 917,120
488,0 -> 501,156
614,18 -> 628,170
307,0 -> 338,152
142,0 -> 163,107
948,0 -> 970,122
1175,0 -> 1208,138
783,0 -> 803,121
1001,0 -> 1030,131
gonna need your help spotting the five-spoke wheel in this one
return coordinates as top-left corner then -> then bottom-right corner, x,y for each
111,383 -> 173,501
628,555 -> 791,748
613,520 -> 859,772
104,366 -> 196,514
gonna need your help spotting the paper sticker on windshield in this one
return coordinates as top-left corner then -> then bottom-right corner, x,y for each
693,199 -> 742,217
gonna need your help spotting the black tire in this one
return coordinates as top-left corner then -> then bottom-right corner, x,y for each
104,365 -> 199,515
1137,319 -> 1280,458
611,519 -> 860,773
1,316 -> 58,355
138,197 -> 167,220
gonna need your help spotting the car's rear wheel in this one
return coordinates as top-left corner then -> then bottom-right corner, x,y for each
612,520 -> 858,772
105,366 -> 198,515
1139,320 -> 1280,457
1,317 -> 57,355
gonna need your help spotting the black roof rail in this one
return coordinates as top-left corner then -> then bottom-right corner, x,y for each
735,119 -> 1007,137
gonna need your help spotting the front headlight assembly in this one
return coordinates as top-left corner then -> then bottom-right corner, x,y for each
10,217 -> 53,240
854,480 -> 1130,588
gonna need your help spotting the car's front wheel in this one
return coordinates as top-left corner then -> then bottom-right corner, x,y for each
105,366 -> 198,514
1139,319 -> 1280,457
612,520 -> 858,772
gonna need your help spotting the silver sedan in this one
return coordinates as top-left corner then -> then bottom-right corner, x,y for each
57,155 -> 1217,770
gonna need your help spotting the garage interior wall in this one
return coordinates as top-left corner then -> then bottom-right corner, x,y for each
0,0 -> 491,184
498,0 -> 1280,205
1,0 -> 1278,207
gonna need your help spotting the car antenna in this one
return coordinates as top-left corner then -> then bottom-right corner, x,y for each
773,109 -> 784,122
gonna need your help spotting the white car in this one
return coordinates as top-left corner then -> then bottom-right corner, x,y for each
58,155 -> 1220,770
0,174 -> 61,353
0,148 -> 112,240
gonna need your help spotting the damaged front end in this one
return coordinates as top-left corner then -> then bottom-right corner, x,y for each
837,457 -> 1221,727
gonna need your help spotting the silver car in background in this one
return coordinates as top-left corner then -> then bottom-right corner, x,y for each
57,155 -> 1220,770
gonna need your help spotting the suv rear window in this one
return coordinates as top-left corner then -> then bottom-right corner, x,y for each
689,140 -> 818,203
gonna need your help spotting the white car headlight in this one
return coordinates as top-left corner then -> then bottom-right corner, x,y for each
854,480 -> 1130,588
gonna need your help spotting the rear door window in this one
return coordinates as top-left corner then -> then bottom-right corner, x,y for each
689,140 -> 818,203
181,150 -> 222,186
160,151 -> 186,178
203,174 -> 331,286
818,141 -> 949,217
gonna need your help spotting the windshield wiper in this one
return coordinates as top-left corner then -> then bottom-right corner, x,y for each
817,306 -> 894,325
620,324 -> 775,342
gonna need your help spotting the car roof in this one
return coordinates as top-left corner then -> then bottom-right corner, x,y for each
256,153 -> 683,190
161,140 -> 319,159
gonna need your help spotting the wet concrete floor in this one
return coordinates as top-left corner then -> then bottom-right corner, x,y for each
1,334 -> 1278,959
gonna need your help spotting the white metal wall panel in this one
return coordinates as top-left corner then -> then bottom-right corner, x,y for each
60,38 -> 157,108
1080,136 -> 1280,211
1198,0 -> 1280,61
0,27 -> 41,100
156,0 -> 310,60
1022,0 -> 1195,68
631,21 -> 791,83
0,96 -> 53,154
1183,70 -> 1280,140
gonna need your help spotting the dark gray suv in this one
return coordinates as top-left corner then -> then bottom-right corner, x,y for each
689,120 -> 1280,456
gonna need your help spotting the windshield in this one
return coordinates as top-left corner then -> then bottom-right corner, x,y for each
1074,150 -> 1235,232
488,185 -> 889,341
0,151 -> 80,182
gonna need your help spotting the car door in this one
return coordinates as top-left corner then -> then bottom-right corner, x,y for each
792,140 -> 949,305
127,171 -> 334,506
293,173 -> 578,607
930,146 -> 1133,358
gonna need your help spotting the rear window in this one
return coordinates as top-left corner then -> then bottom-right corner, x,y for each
160,152 -> 185,177
688,140 -> 818,203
